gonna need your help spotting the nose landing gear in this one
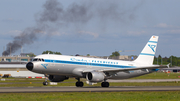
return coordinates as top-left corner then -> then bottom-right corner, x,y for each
43,74 -> 48,86
43,81 -> 48,86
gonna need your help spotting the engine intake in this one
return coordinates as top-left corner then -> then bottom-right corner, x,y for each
48,75 -> 69,82
86,72 -> 105,82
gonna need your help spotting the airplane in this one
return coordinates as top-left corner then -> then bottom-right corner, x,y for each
26,35 -> 168,87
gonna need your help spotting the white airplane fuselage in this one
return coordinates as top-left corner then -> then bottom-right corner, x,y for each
26,36 -> 166,87
31,54 -> 155,80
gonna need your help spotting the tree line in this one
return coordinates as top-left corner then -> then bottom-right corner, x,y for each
153,55 -> 180,67
42,50 -> 62,55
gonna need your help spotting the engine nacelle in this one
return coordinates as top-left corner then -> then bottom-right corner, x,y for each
86,72 -> 105,82
48,75 -> 69,82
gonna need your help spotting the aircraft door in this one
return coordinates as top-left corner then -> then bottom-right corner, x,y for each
86,61 -> 92,68
50,56 -> 55,66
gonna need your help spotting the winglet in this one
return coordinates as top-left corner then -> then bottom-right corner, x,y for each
167,63 -> 171,68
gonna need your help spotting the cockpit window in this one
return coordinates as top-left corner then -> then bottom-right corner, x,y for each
33,58 -> 44,62
33,58 -> 38,61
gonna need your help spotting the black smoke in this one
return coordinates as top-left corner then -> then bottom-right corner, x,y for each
2,27 -> 40,55
2,0 -> 143,55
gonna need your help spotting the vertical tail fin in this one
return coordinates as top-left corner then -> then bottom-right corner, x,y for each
134,36 -> 159,65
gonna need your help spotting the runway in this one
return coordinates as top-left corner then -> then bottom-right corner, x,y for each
1,86 -> 180,93
107,79 -> 180,82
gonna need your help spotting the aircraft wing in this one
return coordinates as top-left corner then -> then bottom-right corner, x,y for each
82,64 -> 169,73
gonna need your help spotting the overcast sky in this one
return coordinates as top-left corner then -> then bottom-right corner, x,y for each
0,0 -> 180,57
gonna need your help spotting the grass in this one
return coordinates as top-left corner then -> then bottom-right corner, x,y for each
1,72 -> 180,101
0,91 -> 180,101
1,81 -> 180,87
132,72 -> 180,79
1,72 -> 180,87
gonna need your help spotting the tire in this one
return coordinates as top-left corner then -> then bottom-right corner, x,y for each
76,82 -> 80,87
76,81 -> 84,87
101,82 -> 109,87
79,82 -> 84,87
43,81 -> 48,86
104,82 -> 109,87
101,82 -> 105,87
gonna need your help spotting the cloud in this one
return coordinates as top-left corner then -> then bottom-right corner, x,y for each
50,31 -> 68,36
127,30 -> 146,35
1,18 -> 22,23
154,23 -> 169,28
154,23 -> 180,29
7,30 -> 22,36
78,31 -> 99,38
153,23 -> 180,34
168,30 -> 180,34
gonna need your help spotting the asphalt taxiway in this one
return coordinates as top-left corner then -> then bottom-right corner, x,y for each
1,86 -> 180,93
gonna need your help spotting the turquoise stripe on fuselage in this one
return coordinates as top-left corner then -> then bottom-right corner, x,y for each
44,59 -> 135,69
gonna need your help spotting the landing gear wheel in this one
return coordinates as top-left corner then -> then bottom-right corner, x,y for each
43,74 -> 49,86
101,82 -> 109,87
76,81 -> 84,87
79,82 -> 84,87
43,81 -> 48,86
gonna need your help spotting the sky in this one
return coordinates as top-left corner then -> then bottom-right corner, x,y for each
0,0 -> 180,57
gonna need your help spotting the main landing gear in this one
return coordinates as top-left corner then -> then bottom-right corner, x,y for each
75,78 -> 84,87
101,80 -> 109,87
43,74 -> 48,86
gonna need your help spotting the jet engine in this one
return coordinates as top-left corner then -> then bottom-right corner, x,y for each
48,75 -> 69,82
86,72 -> 105,82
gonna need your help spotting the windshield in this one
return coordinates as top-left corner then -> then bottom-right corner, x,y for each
33,58 -> 44,62
33,58 -> 38,61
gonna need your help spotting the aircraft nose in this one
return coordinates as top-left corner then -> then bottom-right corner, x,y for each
26,62 -> 33,71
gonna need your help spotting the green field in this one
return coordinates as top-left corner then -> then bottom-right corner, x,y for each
0,91 -> 180,101
1,72 -> 180,101
1,78 -> 180,87
1,72 -> 180,87
132,72 -> 180,79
